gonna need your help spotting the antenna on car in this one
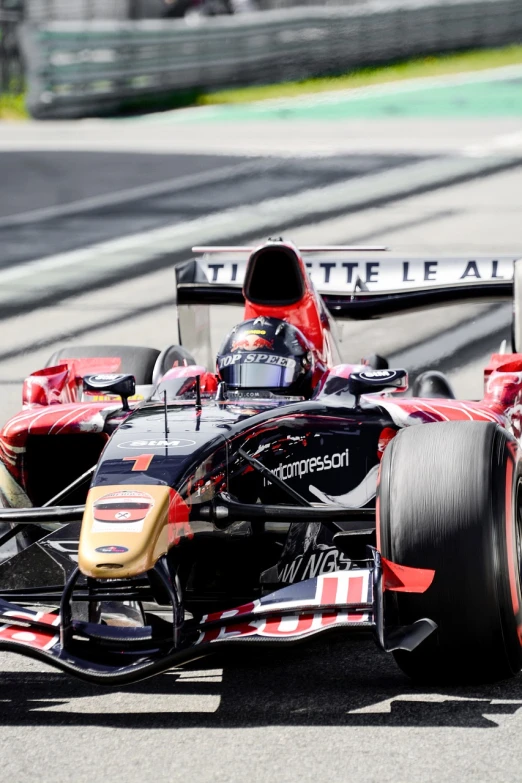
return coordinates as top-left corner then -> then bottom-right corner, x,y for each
163,390 -> 169,437
195,375 -> 202,411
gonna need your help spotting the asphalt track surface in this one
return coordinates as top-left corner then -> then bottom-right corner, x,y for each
0,114 -> 522,783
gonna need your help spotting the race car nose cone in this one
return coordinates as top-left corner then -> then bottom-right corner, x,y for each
78,485 -> 176,578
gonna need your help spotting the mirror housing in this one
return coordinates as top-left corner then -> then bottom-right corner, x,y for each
83,373 -> 136,411
348,369 -> 408,397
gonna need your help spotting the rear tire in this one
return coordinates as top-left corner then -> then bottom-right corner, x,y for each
152,345 -> 197,384
378,421 -> 522,683
512,259 -> 522,352
46,344 -> 161,385
46,344 -> 197,385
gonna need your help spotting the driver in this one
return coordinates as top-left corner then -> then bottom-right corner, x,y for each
216,317 -> 314,398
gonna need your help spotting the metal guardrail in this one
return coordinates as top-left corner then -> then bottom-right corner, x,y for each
23,0 -> 165,22
0,1 -> 24,92
19,0 -> 522,119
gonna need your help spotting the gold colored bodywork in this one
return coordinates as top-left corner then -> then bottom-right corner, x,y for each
78,484 -> 187,579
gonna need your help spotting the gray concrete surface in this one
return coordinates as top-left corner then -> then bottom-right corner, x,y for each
2,150 -> 422,266
0,116 -> 520,156
0,115 -> 521,783
3,640 -> 522,783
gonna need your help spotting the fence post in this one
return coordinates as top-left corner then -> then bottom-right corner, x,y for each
0,3 -> 6,92
128,0 -> 140,19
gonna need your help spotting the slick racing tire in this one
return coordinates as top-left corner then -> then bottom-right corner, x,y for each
46,344 -> 161,385
378,421 -> 522,684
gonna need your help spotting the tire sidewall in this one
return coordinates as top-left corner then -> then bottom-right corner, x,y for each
493,432 -> 522,673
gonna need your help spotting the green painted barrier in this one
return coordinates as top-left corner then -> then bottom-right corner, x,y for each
19,0 -> 522,118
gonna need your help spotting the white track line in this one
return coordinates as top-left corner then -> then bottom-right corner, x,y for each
0,159 -> 276,229
0,154 -> 519,305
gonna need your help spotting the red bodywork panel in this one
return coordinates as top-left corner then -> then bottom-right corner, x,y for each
160,365 -> 218,395
22,358 -> 122,407
0,358 -> 128,501
382,557 -> 435,593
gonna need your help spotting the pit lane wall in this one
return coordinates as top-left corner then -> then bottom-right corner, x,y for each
19,0 -> 522,119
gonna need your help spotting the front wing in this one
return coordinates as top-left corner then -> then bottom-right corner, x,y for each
0,552 -> 436,685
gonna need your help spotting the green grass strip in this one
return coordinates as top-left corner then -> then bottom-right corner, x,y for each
198,45 -> 522,106
0,92 -> 28,121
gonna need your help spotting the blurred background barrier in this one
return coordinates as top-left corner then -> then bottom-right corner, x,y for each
0,0 -> 24,94
6,0 -> 522,118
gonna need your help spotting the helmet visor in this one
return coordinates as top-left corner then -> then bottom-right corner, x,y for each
218,354 -> 298,389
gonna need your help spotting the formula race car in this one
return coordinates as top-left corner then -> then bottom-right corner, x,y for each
0,238 -> 521,686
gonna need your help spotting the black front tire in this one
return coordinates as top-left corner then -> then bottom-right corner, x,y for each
378,421 -> 522,683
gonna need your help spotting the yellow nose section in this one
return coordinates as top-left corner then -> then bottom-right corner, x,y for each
78,484 -> 191,579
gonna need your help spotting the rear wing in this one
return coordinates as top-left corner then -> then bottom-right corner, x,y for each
174,247 -> 519,366
177,251 -> 517,314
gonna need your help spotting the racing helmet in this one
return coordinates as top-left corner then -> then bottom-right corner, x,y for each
216,317 -> 314,396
